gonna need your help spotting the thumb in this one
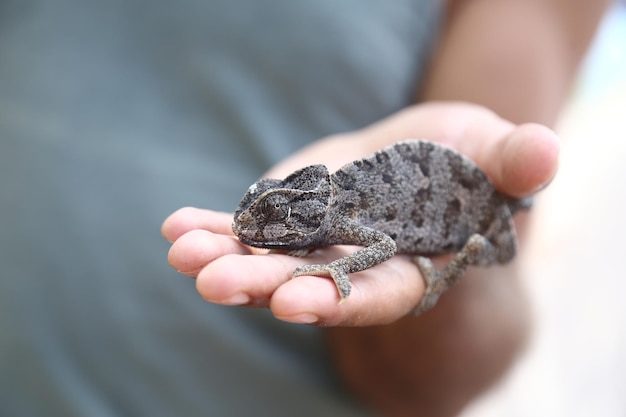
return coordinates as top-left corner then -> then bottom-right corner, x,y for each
361,102 -> 560,197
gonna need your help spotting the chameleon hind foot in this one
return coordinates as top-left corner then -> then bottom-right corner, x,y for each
412,234 -> 489,315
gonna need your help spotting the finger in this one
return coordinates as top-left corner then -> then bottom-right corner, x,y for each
362,102 -> 560,196
195,252 -> 304,307
269,253 -> 426,326
459,116 -> 560,197
167,229 -> 250,277
492,123 -> 560,196
162,206 -> 234,242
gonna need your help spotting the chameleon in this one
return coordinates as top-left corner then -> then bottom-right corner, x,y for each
232,140 -> 531,315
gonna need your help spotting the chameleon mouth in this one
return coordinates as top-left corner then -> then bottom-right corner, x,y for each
233,223 -> 311,250
236,235 -> 291,249
232,223 -> 289,249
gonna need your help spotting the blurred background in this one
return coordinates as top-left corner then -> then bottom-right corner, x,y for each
464,3 -> 626,416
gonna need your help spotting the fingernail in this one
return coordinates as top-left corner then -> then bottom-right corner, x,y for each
283,313 -> 319,324
223,293 -> 250,305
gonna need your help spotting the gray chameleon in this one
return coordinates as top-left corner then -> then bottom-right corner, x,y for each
232,140 -> 531,315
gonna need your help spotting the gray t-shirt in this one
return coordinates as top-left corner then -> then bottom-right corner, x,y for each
0,1 -> 442,416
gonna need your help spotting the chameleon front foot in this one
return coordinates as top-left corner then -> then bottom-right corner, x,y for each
293,263 -> 352,302
412,234 -> 489,315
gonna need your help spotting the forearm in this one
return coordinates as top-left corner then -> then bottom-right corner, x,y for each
421,0 -> 610,126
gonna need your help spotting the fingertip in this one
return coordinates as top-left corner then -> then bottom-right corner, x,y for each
197,254 -> 295,307
168,228 -> 250,278
167,229 -> 214,275
161,206 -> 201,242
499,123 -> 560,197
196,254 -> 247,304
162,207 -> 235,241
271,276 -> 339,324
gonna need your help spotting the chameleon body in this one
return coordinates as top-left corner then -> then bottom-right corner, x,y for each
232,140 -> 530,314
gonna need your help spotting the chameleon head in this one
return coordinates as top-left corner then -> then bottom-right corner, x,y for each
232,164 -> 332,249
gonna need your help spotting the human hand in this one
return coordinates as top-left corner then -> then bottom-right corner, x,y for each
162,102 -> 559,326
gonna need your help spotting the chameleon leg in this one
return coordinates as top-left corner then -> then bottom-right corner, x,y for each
293,259 -> 353,302
412,234 -> 490,315
292,229 -> 397,303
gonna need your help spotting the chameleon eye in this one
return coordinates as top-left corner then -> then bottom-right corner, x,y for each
260,194 -> 290,221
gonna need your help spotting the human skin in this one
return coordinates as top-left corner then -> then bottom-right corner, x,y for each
162,1 -> 609,416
